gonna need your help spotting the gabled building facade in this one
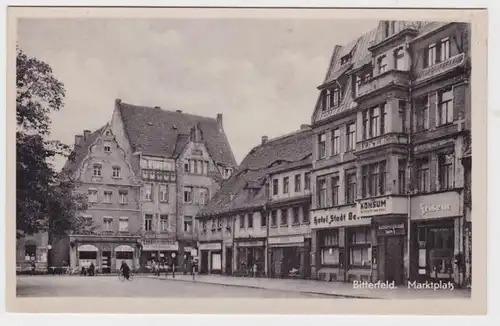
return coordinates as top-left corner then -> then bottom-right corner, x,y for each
110,100 -> 237,272
61,124 -> 142,272
197,126 -> 313,278
309,20 -> 471,286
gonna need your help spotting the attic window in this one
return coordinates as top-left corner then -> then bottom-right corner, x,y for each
103,141 -> 111,153
105,131 -> 111,136
328,88 -> 342,108
341,54 -> 351,65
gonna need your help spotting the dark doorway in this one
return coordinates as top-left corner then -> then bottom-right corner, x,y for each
101,251 -> 111,273
384,236 -> 404,285
200,250 -> 209,274
225,247 -> 232,275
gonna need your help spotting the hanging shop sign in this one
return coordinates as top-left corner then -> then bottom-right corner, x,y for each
377,223 -> 406,236
357,196 -> 407,217
311,206 -> 370,229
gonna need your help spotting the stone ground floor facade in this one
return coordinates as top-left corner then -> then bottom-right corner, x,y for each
16,232 -> 49,273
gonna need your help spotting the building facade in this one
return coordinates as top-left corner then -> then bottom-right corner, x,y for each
16,231 -> 49,273
309,21 -> 471,286
197,127 -> 313,278
110,100 -> 236,272
60,124 -> 142,272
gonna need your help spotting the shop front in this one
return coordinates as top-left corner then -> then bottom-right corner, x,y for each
198,241 -> 222,274
357,196 -> 408,284
311,204 -> 372,282
140,238 -> 179,272
268,235 -> 310,279
410,191 -> 462,284
235,238 -> 266,276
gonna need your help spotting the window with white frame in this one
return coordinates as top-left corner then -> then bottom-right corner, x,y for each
415,95 -> 429,131
345,170 -> 357,204
440,37 -> 451,62
93,164 -> 102,177
280,208 -> 288,226
378,55 -> 388,74
119,217 -> 129,232
439,154 -> 454,190
292,207 -> 300,225
119,190 -> 128,204
199,188 -> 209,205
112,166 -> 121,178
103,141 -> 111,153
317,177 -> 327,208
160,215 -> 169,232
247,214 -> 253,228
349,227 -> 372,268
361,161 -> 387,198
294,174 -> 301,192
272,179 -> 279,195
332,128 -> 340,155
103,217 -> 113,231
318,133 -> 326,159
304,172 -> 311,190
103,191 -> 112,203
283,176 -> 289,194
416,158 -> 430,193
144,214 -> 153,231
331,176 -> 340,206
271,210 -> 277,227
88,189 -> 98,203
320,229 -> 340,266
437,88 -> 454,126
143,183 -> 153,201
426,43 -> 437,67
184,186 -> 193,203
346,122 -> 356,151
394,47 -> 405,70
329,88 -> 341,108
159,184 -> 169,203
363,104 -> 386,140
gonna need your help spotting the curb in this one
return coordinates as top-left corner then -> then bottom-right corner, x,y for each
146,276 -> 377,299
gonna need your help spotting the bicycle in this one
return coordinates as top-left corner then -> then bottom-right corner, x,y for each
118,270 -> 134,281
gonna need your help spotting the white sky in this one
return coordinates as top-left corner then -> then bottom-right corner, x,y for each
17,18 -> 378,169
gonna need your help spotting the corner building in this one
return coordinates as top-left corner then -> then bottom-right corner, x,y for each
309,21 -> 471,286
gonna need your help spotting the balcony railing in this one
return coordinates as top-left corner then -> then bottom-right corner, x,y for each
356,70 -> 410,100
415,53 -> 465,84
141,169 -> 176,182
355,133 -> 408,153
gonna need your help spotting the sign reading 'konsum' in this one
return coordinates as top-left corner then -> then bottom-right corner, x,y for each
311,206 -> 370,229
357,196 -> 407,217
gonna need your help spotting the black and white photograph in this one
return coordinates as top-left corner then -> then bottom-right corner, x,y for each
7,6 -> 487,315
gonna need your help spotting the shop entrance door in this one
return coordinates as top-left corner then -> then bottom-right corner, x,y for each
384,236 -> 404,285
225,247 -> 232,275
101,251 -> 111,273
200,251 -> 209,274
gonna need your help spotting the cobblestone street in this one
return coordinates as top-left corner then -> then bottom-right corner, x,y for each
15,275 -> 334,298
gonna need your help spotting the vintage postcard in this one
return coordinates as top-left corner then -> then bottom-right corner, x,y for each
6,6 -> 487,315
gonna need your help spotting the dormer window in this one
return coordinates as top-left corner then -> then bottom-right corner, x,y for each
340,54 -> 351,65
329,88 -> 342,108
103,141 -> 111,153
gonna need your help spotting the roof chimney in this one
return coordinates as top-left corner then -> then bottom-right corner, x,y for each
176,110 -> 183,113
83,130 -> 91,141
216,113 -> 223,131
154,106 -> 161,109
75,135 -> 83,147
261,135 -> 268,145
300,124 -> 311,131
115,98 -> 122,105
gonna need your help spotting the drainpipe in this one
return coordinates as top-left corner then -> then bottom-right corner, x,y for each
406,45 -> 415,284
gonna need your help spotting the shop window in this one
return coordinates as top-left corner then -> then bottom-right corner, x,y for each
345,170 -> 357,204
320,229 -> 340,266
331,176 -> 340,206
437,88 -> 454,126
116,251 -> 133,260
439,154 -> 454,190
304,172 -> 311,190
25,244 -> 36,260
331,128 -> 340,155
280,208 -> 288,226
271,210 -> 277,227
349,227 -> 372,268
283,176 -> 289,194
292,207 -> 300,225
272,179 -> 279,195
416,158 -> 430,193
317,177 -> 327,208
317,133 -> 326,159
294,174 -> 301,192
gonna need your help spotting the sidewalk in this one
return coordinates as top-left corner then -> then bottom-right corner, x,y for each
148,274 -> 471,299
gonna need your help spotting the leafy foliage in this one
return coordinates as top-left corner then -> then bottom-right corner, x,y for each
16,46 -> 94,237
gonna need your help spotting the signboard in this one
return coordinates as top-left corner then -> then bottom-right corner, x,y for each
237,240 -> 265,248
311,206 -> 370,229
377,223 -> 406,236
410,192 -> 460,220
357,196 -> 407,217
268,235 -> 305,245
142,240 -> 179,251
199,242 -> 222,251
77,244 -> 99,252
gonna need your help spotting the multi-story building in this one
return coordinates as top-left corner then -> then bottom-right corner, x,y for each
197,126 -> 312,278
60,124 -> 142,272
110,99 -> 236,271
309,20 -> 471,286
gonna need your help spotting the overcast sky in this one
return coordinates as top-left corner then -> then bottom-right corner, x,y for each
18,18 -> 378,169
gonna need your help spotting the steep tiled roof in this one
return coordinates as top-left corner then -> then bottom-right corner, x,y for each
61,125 -> 106,177
118,101 -> 237,167
198,129 -> 313,217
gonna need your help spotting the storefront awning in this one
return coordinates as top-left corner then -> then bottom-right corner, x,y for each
77,244 -> 98,252
115,245 -> 134,252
